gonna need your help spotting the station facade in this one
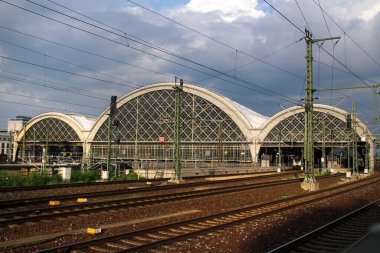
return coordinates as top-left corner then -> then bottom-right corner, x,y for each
13,83 -> 375,171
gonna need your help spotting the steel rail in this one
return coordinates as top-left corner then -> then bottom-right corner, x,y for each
0,170 -> 291,192
267,199 -> 380,252
34,175 -> 380,253
0,171 -> 302,208
0,176 -> 311,226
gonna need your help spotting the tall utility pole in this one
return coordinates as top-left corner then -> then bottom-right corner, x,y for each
278,131 -> 282,169
172,78 -> 183,182
22,127 -> 26,164
322,120 -> 326,170
7,131 -> 12,163
218,121 -> 223,165
302,29 -> 340,191
107,96 -> 117,177
352,101 -> 359,175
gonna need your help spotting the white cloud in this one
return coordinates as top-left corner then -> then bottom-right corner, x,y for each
359,3 -> 380,22
185,0 -> 265,22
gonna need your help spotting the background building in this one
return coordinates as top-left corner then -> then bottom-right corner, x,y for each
12,83 -> 375,172
0,131 -> 11,163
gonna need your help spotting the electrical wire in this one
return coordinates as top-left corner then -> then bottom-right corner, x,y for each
0,98 -> 98,116
0,37 -> 141,88
0,90 -> 103,109
0,70 -> 108,101
0,0 -> 303,104
263,0 -> 377,94
310,0 -> 380,69
0,25 -> 173,79
294,0 -> 311,31
0,55 -> 136,88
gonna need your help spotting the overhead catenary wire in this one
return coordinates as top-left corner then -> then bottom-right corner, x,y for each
25,0 -> 304,88
0,0 -> 374,121
0,25 -> 173,79
0,23 -> 303,111
0,37 -> 142,88
196,39 -> 302,83
0,98 -> 98,117
0,55 -> 137,88
125,0 -> 304,82
263,0 -> 377,94
0,69 -> 109,101
310,0 -> 380,69
0,37 -> 138,86
294,0 -> 312,32
0,1 -> 302,105
0,90 -> 103,109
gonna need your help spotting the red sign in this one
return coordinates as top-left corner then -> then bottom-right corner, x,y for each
159,136 -> 166,142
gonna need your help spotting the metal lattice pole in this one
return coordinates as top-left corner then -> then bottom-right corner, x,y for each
352,101 -> 359,175
107,96 -> 117,177
106,113 -> 113,173
302,30 -> 340,189
322,121 -> 326,170
304,33 -> 315,183
173,79 -> 183,180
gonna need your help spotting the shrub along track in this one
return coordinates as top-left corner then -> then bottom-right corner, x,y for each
30,174 -> 380,253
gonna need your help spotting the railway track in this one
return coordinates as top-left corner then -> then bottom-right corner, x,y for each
0,174 -> 316,226
268,199 -> 380,253
0,171 -> 307,211
0,170 -> 293,193
34,174 -> 380,253
0,171 -> 301,209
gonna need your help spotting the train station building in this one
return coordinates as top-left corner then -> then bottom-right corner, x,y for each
12,82 -> 375,171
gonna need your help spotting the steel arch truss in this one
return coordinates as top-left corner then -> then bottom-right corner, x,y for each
91,89 -> 251,163
263,111 -> 358,144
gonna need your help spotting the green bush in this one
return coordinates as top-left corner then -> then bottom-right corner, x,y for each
119,172 -> 139,181
0,171 -> 63,187
70,170 -> 100,183
323,170 -> 332,176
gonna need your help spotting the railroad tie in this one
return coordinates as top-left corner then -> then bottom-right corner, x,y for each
133,236 -> 156,242
89,246 -> 114,253
156,230 -> 178,237
120,239 -> 143,246
145,233 -> 167,239
168,228 -> 186,234
105,242 -> 129,250
178,226 -> 199,231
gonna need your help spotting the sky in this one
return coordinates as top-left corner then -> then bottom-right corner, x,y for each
0,0 -> 379,134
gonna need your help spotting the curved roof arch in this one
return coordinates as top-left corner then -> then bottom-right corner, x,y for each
258,104 -> 373,143
88,82 -> 268,142
15,112 -> 96,143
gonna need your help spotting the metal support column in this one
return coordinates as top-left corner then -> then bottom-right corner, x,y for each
107,96 -> 117,178
22,127 -> 26,164
303,31 -> 315,185
322,121 -> 326,170
301,29 -> 339,191
278,131 -> 282,169
218,121 -> 224,166
173,78 -> 183,181
106,113 -> 113,173
352,102 -> 359,175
